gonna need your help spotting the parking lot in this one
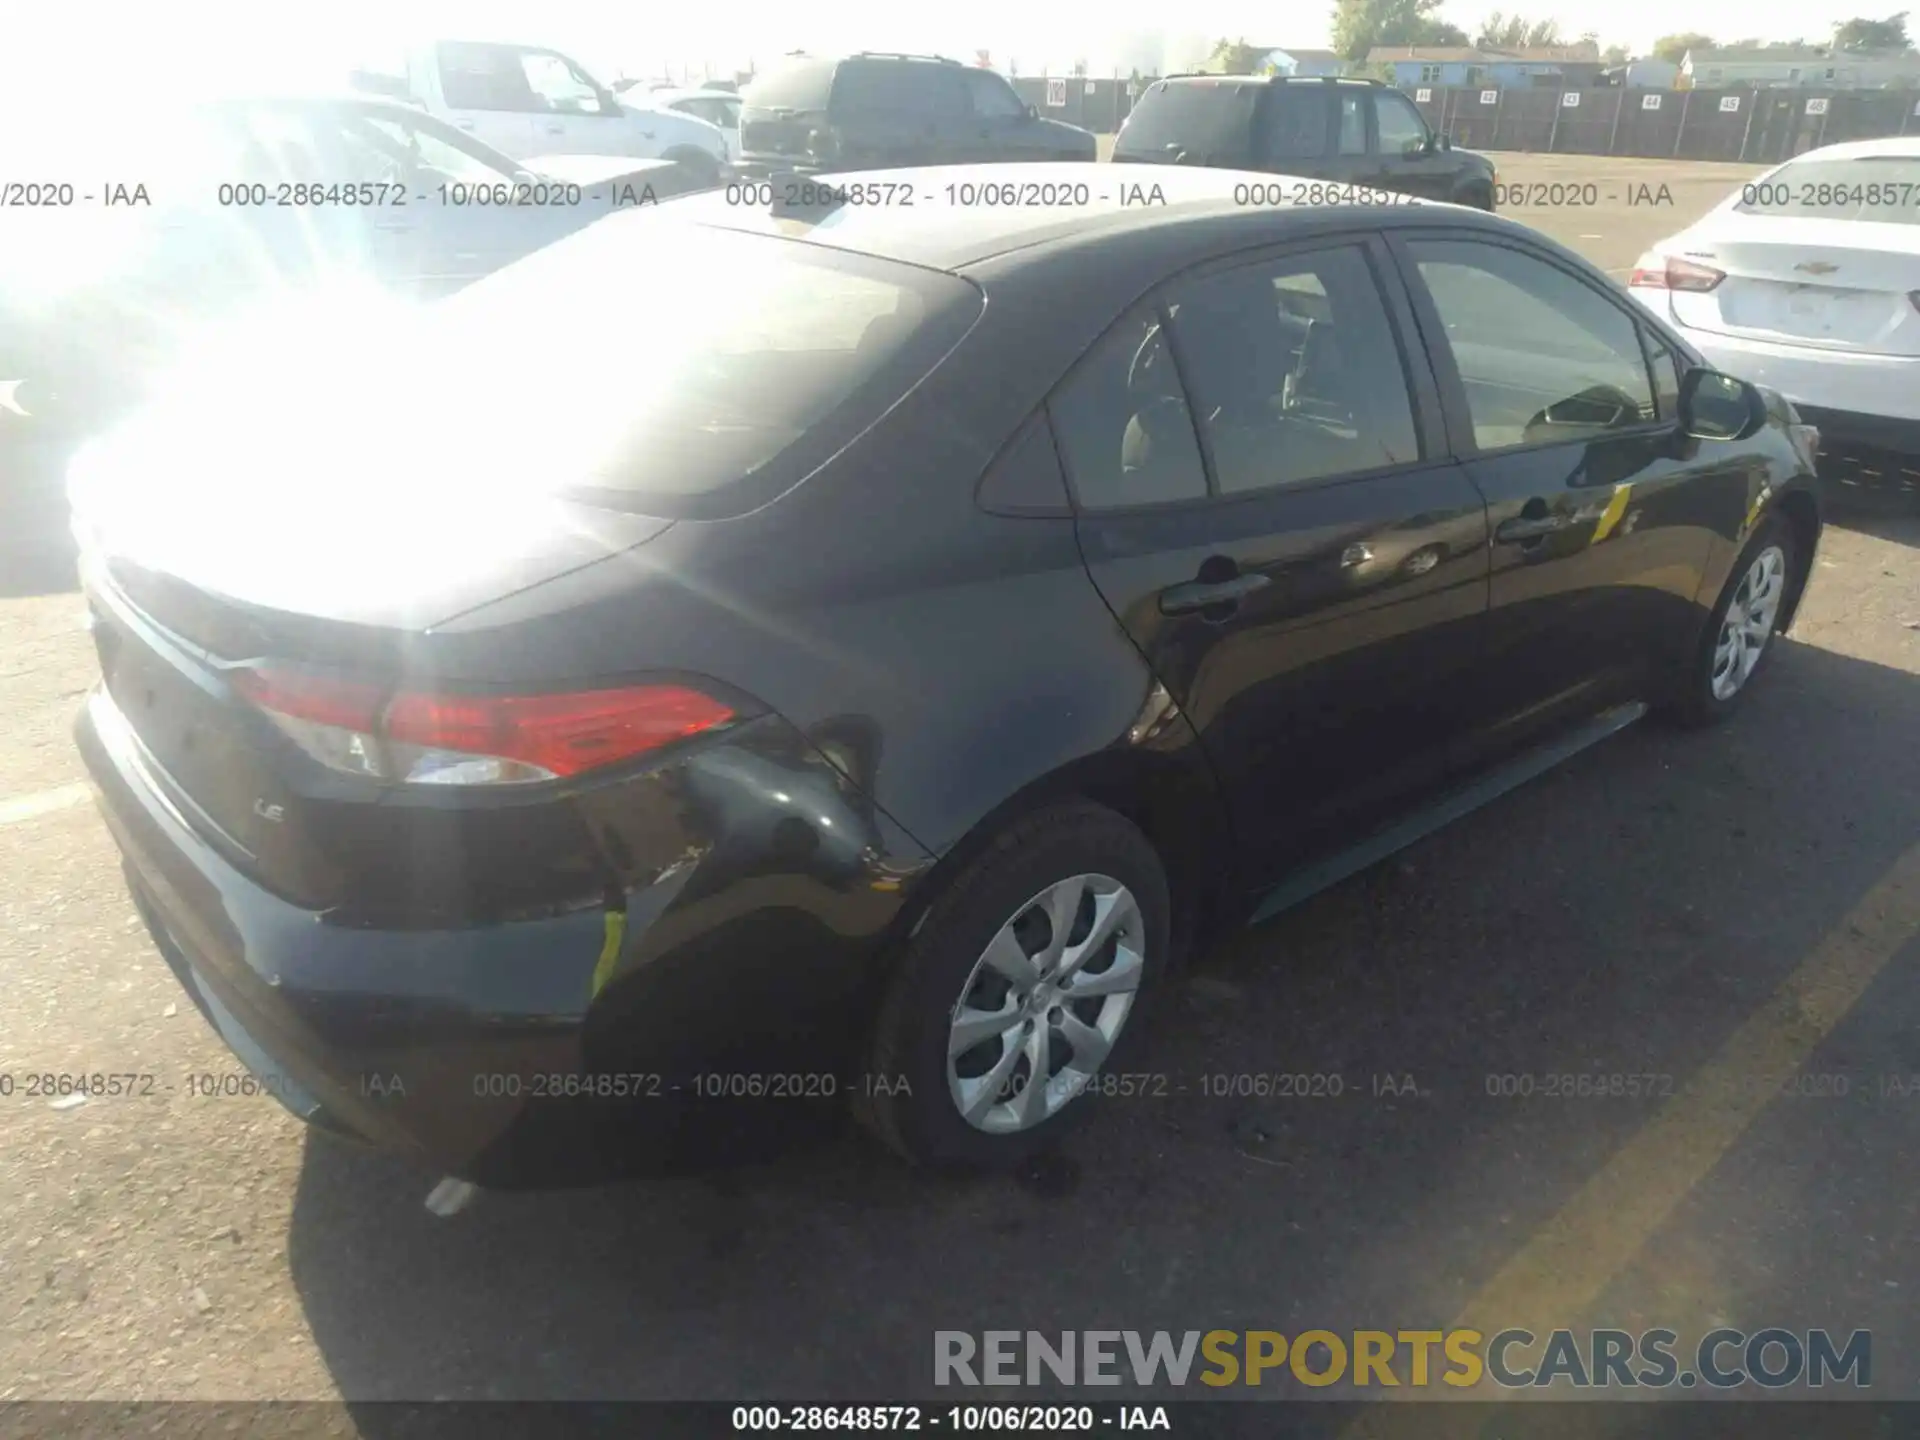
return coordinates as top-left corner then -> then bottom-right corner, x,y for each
3,151 -> 1919,1412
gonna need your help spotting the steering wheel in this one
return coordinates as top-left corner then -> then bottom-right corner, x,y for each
1126,322 -> 1172,399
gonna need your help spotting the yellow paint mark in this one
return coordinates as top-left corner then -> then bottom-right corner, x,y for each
1589,484 -> 1633,545
0,782 -> 92,826
1343,837 -> 1920,1429
589,910 -> 628,999
1743,484 -> 1772,538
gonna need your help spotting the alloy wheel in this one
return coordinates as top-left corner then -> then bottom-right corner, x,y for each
945,873 -> 1145,1134
1710,544 -> 1787,702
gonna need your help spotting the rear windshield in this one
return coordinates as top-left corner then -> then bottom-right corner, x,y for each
1116,81 -> 1260,158
403,217 -> 983,519
1732,155 -> 1920,226
741,57 -> 838,112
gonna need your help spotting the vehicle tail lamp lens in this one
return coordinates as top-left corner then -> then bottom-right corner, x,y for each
1628,253 -> 1725,292
233,669 -> 736,786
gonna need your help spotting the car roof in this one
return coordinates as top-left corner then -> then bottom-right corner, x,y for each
669,161 -> 1495,273
1778,135 -> 1920,162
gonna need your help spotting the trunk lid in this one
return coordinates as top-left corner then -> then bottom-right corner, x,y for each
70,299 -> 672,905
1669,205 -> 1920,356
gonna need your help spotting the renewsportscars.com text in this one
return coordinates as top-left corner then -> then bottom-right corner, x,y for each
934,1328 -> 1871,1390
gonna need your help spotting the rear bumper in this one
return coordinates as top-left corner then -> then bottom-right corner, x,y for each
77,687 -> 930,1187
1631,294 -> 1920,433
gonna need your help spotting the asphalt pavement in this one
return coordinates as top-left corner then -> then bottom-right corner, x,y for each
2,154 -> 1919,1412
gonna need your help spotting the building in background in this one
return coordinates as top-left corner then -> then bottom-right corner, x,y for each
1678,45 -> 1920,89
1367,42 -> 1604,89
1256,48 -> 1350,77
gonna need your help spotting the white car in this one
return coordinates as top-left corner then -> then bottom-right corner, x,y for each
639,87 -> 742,162
350,42 -> 732,186
1627,136 -> 1920,458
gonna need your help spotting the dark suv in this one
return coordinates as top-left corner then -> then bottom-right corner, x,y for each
1114,75 -> 1496,208
738,52 -> 1097,175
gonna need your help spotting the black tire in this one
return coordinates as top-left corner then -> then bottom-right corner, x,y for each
1461,182 -> 1494,211
856,802 -> 1171,1170
1660,515 -> 1796,728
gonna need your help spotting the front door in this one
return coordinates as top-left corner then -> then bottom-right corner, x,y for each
961,68 -> 1047,161
1371,87 -> 1455,198
433,42 -> 540,157
519,50 -> 644,157
1057,237 -> 1492,883
1390,232 -> 1746,743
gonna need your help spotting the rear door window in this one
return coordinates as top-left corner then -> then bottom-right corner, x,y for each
1259,86 -> 1331,162
1337,90 -> 1368,154
832,61 -> 966,120
1166,245 -> 1420,492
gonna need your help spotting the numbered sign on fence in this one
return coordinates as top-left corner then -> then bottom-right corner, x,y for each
1045,78 -> 1067,107
1561,91 -> 1580,107
1415,87 -> 1432,102
1719,95 -> 1741,112
1805,96 -> 1830,115
1480,89 -> 1499,104
1085,80 -> 1097,95
1641,93 -> 1662,110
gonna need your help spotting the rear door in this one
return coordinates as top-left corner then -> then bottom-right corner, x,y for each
1250,83 -> 1334,175
1059,238 -> 1492,882
1328,85 -> 1377,187
434,41 -> 541,156
1391,232 -> 1746,737
828,60 -> 970,167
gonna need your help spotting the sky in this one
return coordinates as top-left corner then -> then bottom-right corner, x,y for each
0,0 -> 1886,101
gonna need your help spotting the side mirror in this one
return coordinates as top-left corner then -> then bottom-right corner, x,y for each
1678,366 -> 1764,442
596,87 -> 623,115
1025,103 -> 1040,120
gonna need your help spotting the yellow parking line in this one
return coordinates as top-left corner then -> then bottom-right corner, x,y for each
1346,835 -> 1920,1428
0,782 -> 91,826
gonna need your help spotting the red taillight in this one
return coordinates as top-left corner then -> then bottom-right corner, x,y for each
230,668 -> 384,732
383,686 -> 735,779
233,668 -> 736,786
1628,252 -> 1725,292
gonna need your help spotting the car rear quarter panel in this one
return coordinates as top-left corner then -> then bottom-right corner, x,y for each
434,263 -> 1237,901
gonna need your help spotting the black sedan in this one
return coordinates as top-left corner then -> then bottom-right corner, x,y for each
72,164 -> 1822,1188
